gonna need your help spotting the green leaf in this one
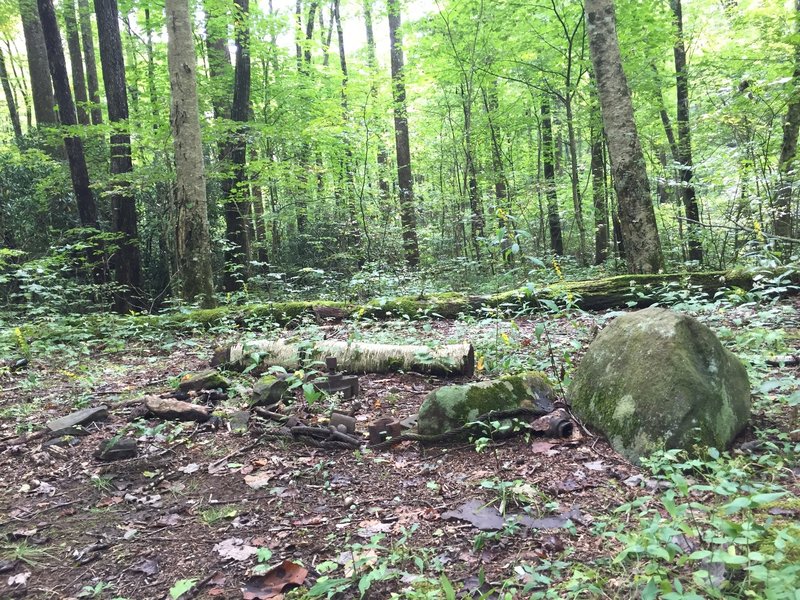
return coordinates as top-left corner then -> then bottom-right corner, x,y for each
440,574 -> 456,600
169,579 -> 197,599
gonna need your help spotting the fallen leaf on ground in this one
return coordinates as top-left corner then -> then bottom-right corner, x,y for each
356,519 -> 393,538
178,463 -> 200,474
337,549 -> 379,578
241,560 -> 308,599
130,558 -> 160,576
213,537 -> 258,561
441,499 -> 504,531
244,471 -> 275,490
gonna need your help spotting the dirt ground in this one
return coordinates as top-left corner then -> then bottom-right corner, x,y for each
0,300 -> 797,599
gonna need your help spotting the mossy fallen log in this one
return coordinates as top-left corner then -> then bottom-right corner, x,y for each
213,339 -> 476,377
159,268 -> 791,329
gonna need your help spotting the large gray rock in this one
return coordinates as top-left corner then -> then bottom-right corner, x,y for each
47,406 -> 108,433
569,307 -> 750,463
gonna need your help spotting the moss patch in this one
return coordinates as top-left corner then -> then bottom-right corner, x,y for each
417,372 -> 555,436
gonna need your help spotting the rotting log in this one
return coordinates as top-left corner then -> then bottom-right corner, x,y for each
212,339 -> 475,377
157,268 -> 796,329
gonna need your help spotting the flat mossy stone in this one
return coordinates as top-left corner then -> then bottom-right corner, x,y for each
177,369 -> 230,392
417,372 -> 556,436
251,374 -> 291,407
568,307 -> 751,464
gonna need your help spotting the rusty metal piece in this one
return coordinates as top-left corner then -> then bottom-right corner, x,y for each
368,417 -> 403,446
330,412 -> 357,435
530,409 -> 573,438
313,357 -> 359,399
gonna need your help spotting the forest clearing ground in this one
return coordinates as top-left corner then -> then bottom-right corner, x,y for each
0,297 -> 798,599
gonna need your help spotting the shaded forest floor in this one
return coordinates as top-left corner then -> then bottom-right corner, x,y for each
0,292 -> 798,599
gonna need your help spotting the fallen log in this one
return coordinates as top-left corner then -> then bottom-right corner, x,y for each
160,268 -> 795,330
213,339 -> 475,377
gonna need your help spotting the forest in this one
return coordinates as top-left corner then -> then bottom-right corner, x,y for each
0,0 -> 799,598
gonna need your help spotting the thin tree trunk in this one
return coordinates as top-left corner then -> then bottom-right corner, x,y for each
591,119 -> 608,264
482,84 -> 515,261
5,39 -> 32,131
18,0 -> 57,125
541,95 -> 563,255
363,0 -> 390,206
38,0 -> 97,227
95,0 -> 142,312
565,100 -> 586,261
78,0 -> 102,124
165,0 -> 216,307
585,0 -> 663,273
775,0 -> 800,244
388,0 -> 420,266
671,0 -> 702,263
222,0 -> 252,292
0,46 -> 22,140
63,0 -> 90,125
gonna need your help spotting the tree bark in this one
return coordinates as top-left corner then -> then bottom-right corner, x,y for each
38,0 -> 97,227
541,95 -> 563,255
78,0 -> 102,124
222,0 -> 252,292
95,0 -> 142,313
585,0 -> 663,273
214,339 -> 475,377
671,0 -> 702,263
775,0 -> 800,244
388,0 -> 420,267
18,0 -> 57,125
165,0 -> 216,307
0,46 -> 23,140
62,0 -> 90,125
591,116 -> 609,264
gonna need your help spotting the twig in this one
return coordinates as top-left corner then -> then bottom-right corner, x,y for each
207,440 -> 261,473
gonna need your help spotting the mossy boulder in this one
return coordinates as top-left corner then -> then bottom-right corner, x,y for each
568,307 -> 751,463
177,369 -> 230,392
417,372 -> 556,436
251,374 -> 291,407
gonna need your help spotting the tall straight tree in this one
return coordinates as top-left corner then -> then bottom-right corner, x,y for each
585,0 -> 663,273
363,0 -> 390,205
541,95 -> 563,255
387,0 -> 420,267
37,0 -> 97,227
62,0 -> 90,125
18,0 -> 56,125
95,0 -> 142,312
775,0 -> 800,243
0,46 -> 23,140
671,0 -> 702,263
165,0 -> 216,307
222,0 -> 253,292
78,0 -> 102,124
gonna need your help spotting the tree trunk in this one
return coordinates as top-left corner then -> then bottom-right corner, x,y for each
483,84 -> 515,261
0,46 -> 22,140
165,0 -> 216,307
671,0 -> 702,263
363,0 -> 391,208
204,0 -> 232,121
775,0 -> 800,244
388,0 -> 420,267
214,339 -> 475,378
78,0 -> 102,124
585,0 -> 663,273
333,0 -> 362,256
38,0 -> 97,227
222,0 -> 252,292
18,0 -> 57,126
95,0 -> 142,313
565,100 -> 587,262
591,118 -> 609,264
62,0 -> 90,125
541,95 -> 563,255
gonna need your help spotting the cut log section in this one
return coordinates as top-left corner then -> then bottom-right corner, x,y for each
213,340 -> 475,377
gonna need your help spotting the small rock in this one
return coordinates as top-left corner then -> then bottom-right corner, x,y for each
229,411 -> 250,433
250,374 -> 290,407
145,396 -> 210,422
42,436 -> 81,449
46,406 -> 108,433
95,437 -> 138,462
177,369 -> 230,393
